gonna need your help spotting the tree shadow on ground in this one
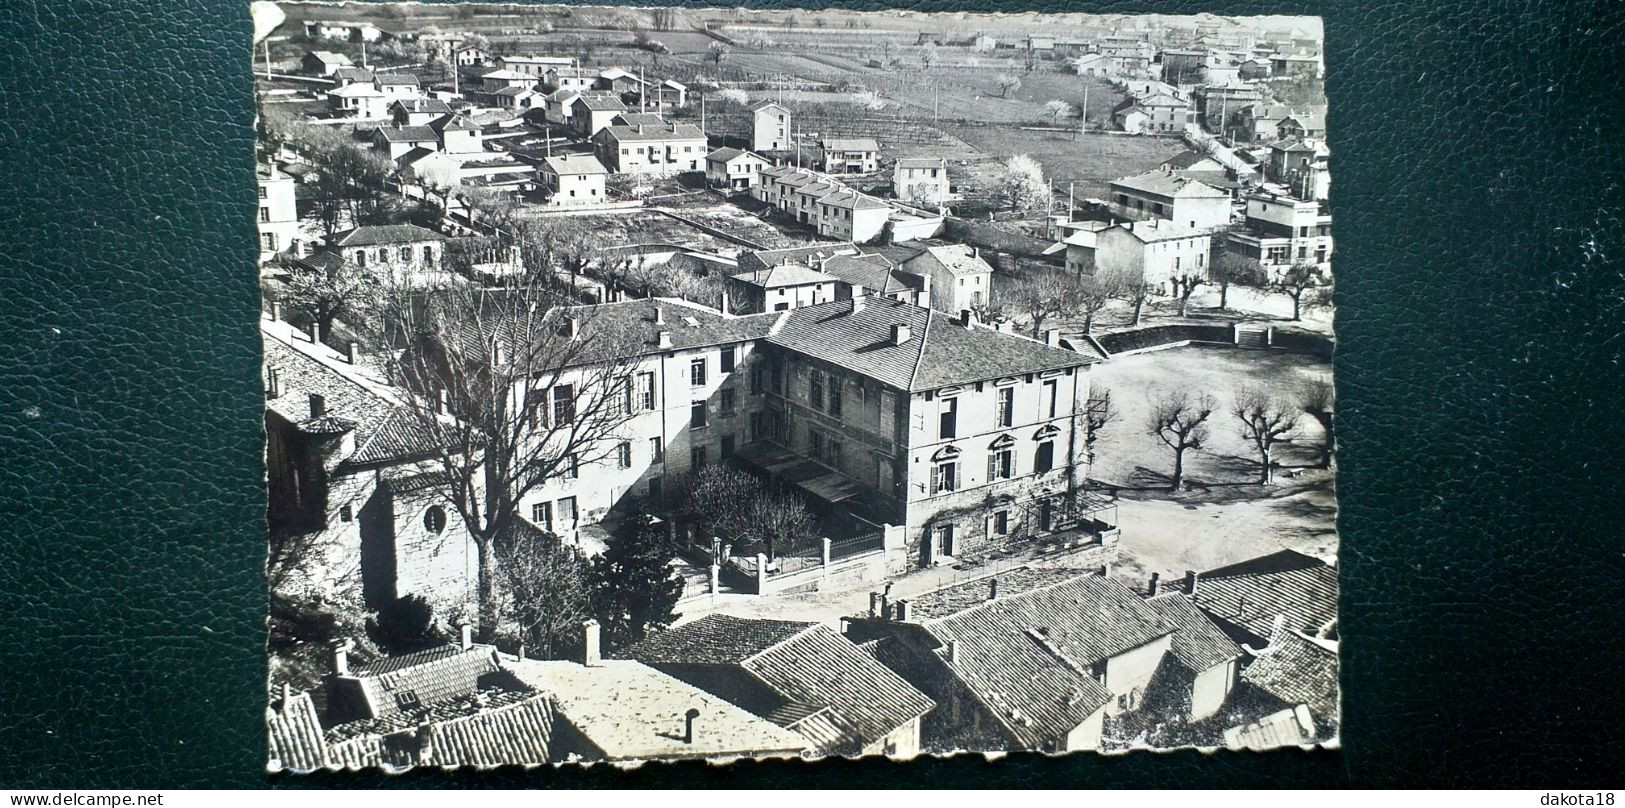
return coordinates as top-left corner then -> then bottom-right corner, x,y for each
1109,465 -> 1335,510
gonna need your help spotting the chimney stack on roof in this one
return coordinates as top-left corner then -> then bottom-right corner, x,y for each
657,330 -> 673,349
894,599 -> 911,621
683,708 -> 701,745
959,309 -> 977,329
869,591 -> 882,618
891,323 -> 912,345
566,316 -> 581,340
720,291 -> 731,315
459,622 -> 473,651
947,640 -> 961,665
266,368 -> 280,399
654,305 -> 665,325
347,341 -> 361,365
1148,572 -> 1161,597
1185,570 -> 1200,596
851,292 -> 867,314
1044,329 -> 1062,348
582,619 -> 602,667
270,301 -> 282,322
308,393 -> 326,419
331,639 -> 351,676
988,577 -> 1000,601
415,724 -> 434,766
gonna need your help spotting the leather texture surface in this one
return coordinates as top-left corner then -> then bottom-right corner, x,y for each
2,0 -> 1624,789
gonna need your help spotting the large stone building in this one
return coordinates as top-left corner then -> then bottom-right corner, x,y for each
1108,168 -> 1232,231
257,163 -> 299,261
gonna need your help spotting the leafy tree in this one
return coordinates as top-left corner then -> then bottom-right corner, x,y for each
707,41 -> 730,70
275,254 -> 378,343
1298,378 -> 1335,469
1210,252 -> 1263,310
996,73 -> 1022,98
1044,99 -> 1075,125
1146,389 -> 1217,491
1273,263 -> 1323,320
1232,387 -> 1300,484
993,153 -> 1048,213
495,525 -> 593,659
714,87 -> 750,106
591,515 -> 684,649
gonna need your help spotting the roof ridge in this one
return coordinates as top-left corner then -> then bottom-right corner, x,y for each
263,320 -> 405,411
918,568 -> 1100,624
742,621 -> 820,665
906,306 -> 933,392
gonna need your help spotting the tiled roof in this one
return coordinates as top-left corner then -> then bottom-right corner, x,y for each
613,112 -> 667,128
375,73 -> 421,86
600,122 -> 706,142
1110,169 -> 1230,199
1268,138 -> 1316,152
573,95 -> 628,112
309,50 -> 352,66
1137,92 -> 1189,107
705,146 -> 752,163
1194,549 -> 1338,643
349,645 -> 501,719
821,138 -> 879,152
1239,631 -> 1338,720
1112,219 -> 1210,243
916,244 -> 994,277
1162,150 -> 1214,169
815,254 -> 917,296
619,616 -> 933,754
541,153 -> 608,175
418,693 -> 556,766
480,69 -> 531,80
374,125 -> 438,143
330,83 -> 384,99
619,615 -> 809,664
391,98 -> 452,115
767,298 -> 1094,392
900,567 -> 1089,621
267,691 -> 328,773
894,157 -> 946,170
507,658 -> 809,761
748,100 -> 790,113
1146,593 -> 1243,672
737,243 -> 859,272
1223,705 -> 1313,751
333,67 -> 375,83
729,262 -> 837,289
428,113 -> 479,133
329,223 -> 448,247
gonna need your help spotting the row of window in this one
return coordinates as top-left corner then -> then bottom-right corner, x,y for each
939,380 -> 1060,440
929,440 -> 1057,495
352,246 -> 437,267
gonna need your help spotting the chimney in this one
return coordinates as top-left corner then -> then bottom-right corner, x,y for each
869,591 -> 882,618
878,593 -> 890,620
308,393 -> 326,418
415,724 -> 434,766
657,330 -> 673,349
851,292 -> 867,314
683,708 -> 701,744
1045,329 -> 1062,348
654,305 -> 665,325
988,577 -> 999,601
266,368 -> 280,399
280,681 -> 292,712
894,599 -> 911,621
582,619 -> 602,667
891,323 -> 911,345
959,309 -> 976,329
567,316 -> 581,339
1148,572 -> 1161,597
973,246 -> 980,260
331,640 -> 350,676
946,640 -> 961,665
1184,570 -> 1200,596
720,290 -> 731,315
435,389 -> 450,415
459,622 -> 473,651
347,341 -> 361,365
270,300 -> 282,322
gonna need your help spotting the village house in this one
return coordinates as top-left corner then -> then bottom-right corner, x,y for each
893,158 -> 950,207
1046,220 -> 1113,277
1108,167 -> 1233,230
499,54 -> 574,77
1195,82 -> 1264,131
1235,102 -> 1293,142
754,166 -> 892,244
726,263 -> 840,313
1122,79 -> 1184,100
327,81 -> 388,119
453,44 -> 490,67
322,224 -> 450,281
1231,629 -> 1339,745
1269,52 -> 1323,78
1158,49 -> 1207,83
1144,582 -> 1245,721
305,20 -> 385,43
543,66 -> 598,94
256,163 -> 299,260
843,568 -> 1175,753
428,113 -> 483,155
371,124 -> 439,160
1223,190 -> 1333,273
570,95 -> 631,138
373,72 -> 423,102
541,89 -> 582,126
331,66 -> 374,88
479,69 -> 535,94
388,98 -> 453,127
302,50 -> 353,77
704,147 -> 769,191
1188,549 -> 1339,649
896,243 -> 995,314
539,153 -> 609,206
592,120 -> 707,175
261,314 -> 474,617
619,615 -> 937,757
820,138 -> 881,174
1113,93 -> 1193,134
748,101 -> 793,152
1094,219 -> 1213,290
814,253 -> 930,308
1265,138 -> 1330,200
1276,110 -> 1328,141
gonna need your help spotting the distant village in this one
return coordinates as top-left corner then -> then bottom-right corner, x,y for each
257,5 -> 1336,770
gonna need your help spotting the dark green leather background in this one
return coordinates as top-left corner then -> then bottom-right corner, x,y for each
3,0 -> 1623,789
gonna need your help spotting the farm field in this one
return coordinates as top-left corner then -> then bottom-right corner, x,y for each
945,126 -> 1187,198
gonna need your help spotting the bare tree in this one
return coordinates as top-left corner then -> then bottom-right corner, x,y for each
384,281 -> 642,636
921,42 -> 939,71
1273,263 -> 1323,321
1006,268 -> 1075,338
512,216 -> 596,287
1146,390 -> 1217,491
996,73 -> 1021,98
1210,252 -> 1263,310
1075,275 -> 1119,334
1170,272 -> 1206,317
456,186 -> 518,236
878,38 -> 896,65
1232,387 -> 1300,484
683,464 -> 759,545
1298,377 -> 1335,469
1084,386 -> 1117,466
494,526 -> 593,659
739,487 -> 816,562
1115,277 -> 1155,326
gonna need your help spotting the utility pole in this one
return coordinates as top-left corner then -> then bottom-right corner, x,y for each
361,41 -> 368,70
639,66 -> 647,113
700,93 -> 707,135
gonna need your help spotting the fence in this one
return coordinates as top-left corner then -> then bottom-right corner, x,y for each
1096,323 -> 1334,359
695,526 -> 903,596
